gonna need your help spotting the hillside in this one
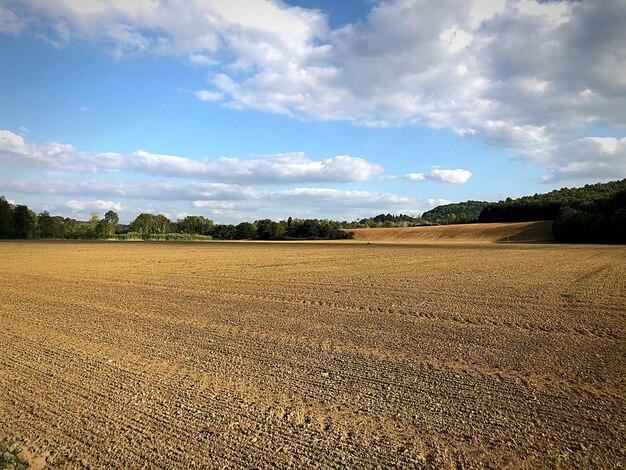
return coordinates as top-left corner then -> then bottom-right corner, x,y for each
478,179 -> 626,222
348,221 -> 553,243
421,200 -> 489,224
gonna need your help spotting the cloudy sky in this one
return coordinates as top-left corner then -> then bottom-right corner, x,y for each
0,0 -> 625,223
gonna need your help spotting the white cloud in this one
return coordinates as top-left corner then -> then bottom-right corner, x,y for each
406,173 -> 425,182
407,169 -> 472,184
191,200 -> 238,210
0,6 -> 25,34
9,0 -> 327,66
195,90 -> 221,101
542,137 -> 626,182
0,178 -> 260,201
0,129 -> 29,155
2,178 -> 416,209
188,54 -> 218,66
0,129 -> 383,184
425,198 -> 452,209
3,0 -> 626,180
1,177 -> 419,222
67,199 -> 124,211
190,187 -> 417,220
271,187 -> 415,208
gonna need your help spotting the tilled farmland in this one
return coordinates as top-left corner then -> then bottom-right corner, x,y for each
1,241 -> 624,468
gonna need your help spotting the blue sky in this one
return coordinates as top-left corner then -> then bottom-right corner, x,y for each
0,0 -> 624,223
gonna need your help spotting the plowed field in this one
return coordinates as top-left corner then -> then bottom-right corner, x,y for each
348,221 -> 554,243
1,241 -> 624,468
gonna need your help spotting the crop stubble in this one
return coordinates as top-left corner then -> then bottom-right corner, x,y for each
0,241 -> 624,468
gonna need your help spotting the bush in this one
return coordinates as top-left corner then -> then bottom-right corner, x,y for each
116,232 -> 143,240
142,233 -> 213,241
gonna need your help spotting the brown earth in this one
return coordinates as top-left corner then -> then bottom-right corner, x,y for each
1,241 -> 624,468
348,221 -> 554,243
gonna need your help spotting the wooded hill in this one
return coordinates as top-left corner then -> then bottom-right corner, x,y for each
421,201 -> 489,225
478,179 -> 626,243
356,179 -> 625,243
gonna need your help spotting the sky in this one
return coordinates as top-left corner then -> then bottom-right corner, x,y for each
0,0 -> 625,224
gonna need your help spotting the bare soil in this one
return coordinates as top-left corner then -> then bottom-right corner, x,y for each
348,221 -> 554,243
1,241 -> 624,468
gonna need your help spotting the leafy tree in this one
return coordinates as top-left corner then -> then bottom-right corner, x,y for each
235,222 -> 256,239
255,219 -> 277,240
210,224 -> 237,239
153,214 -> 172,234
177,215 -> 213,235
94,210 -> 120,239
13,205 -> 38,239
77,212 -> 100,239
130,213 -> 171,234
104,210 -> 119,227
0,196 -> 14,238
62,217 -> 82,238
38,211 -> 67,238
274,221 -> 287,239
130,213 -> 154,234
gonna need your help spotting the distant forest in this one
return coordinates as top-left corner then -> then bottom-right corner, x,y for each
1,179 -> 624,243
0,199 -> 354,241
478,179 -> 626,243
348,201 -> 488,227
363,180 -> 626,243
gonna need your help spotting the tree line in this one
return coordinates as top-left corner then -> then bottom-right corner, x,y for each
127,213 -> 354,240
351,202 -> 490,227
421,201 -> 488,225
476,179 -> 626,243
0,198 -> 124,240
0,197 -> 353,241
2,178 -> 624,243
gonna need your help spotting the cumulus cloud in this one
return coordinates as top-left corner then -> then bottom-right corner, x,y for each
542,137 -> 626,182
0,178 -> 260,202
1,178 -> 415,209
0,130 -> 29,155
3,0 -> 625,180
406,169 -> 472,184
425,198 -> 452,209
190,187 -> 416,219
5,0 -> 327,64
67,199 -> 124,212
1,178 -> 419,221
0,129 -> 383,184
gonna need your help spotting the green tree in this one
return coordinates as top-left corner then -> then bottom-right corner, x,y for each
0,196 -> 14,238
235,222 -> 256,239
95,210 -> 120,239
78,212 -> 100,239
177,215 -> 213,235
13,205 -> 38,238
130,213 -> 171,234
104,210 -> 119,227
130,213 -> 155,234
153,214 -> 172,234
38,211 -> 67,238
